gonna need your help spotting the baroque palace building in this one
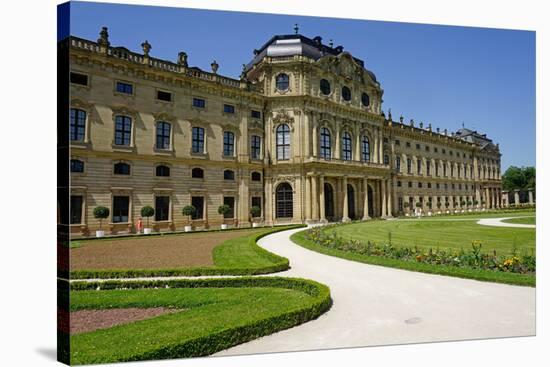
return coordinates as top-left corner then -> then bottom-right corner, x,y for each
65,27 -> 503,236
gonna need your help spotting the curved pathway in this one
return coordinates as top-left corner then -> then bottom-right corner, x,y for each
477,217 -> 536,229
216,226 -> 535,356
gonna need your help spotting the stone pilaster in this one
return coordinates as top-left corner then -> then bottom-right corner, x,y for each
319,175 -> 326,222
342,176 -> 350,222
362,178 -> 371,220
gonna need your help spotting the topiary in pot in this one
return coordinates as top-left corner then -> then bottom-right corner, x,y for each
250,205 -> 262,227
93,206 -> 109,237
182,205 -> 197,232
218,204 -> 231,229
140,206 -> 154,234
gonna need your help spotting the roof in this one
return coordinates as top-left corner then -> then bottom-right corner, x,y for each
454,127 -> 497,150
245,34 -> 377,81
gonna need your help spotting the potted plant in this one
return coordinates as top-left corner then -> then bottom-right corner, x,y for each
415,202 -> 422,216
182,205 -> 196,232
473,199 -> 479,211
481,200 -> 486,211
467,200 -> 473,212
460,200 -> 466,213
93,206 -> 109,238
250,205 -> 262,227
436,202 -> 442,214
140,206 -> 154,234
217,204 -> 231,229
427,201 -> 433,216
444,201 -> 450,214
403,202 -> 410,216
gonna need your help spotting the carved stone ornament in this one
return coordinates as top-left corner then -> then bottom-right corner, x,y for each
111,105 -> 138,118
272,110 -> 294,125
152,111 -> 177,122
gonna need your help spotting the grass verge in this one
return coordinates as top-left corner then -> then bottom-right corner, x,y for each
66,277 -> 331,364
69,225 -> 304,279
291,230 -> 535,287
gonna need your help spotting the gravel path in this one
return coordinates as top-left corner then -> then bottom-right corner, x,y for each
215,226 -> 536,356
477,217 -> 536,229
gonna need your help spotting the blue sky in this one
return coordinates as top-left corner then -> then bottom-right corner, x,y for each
67,1 -> 536,170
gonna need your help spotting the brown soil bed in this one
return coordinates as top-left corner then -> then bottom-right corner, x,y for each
71,307 -> 180,334
70,229 -> 264,270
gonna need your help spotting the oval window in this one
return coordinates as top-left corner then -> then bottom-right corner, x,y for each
275,73 -> 289,91
320,79 -> 331,95
361,92 -> 370,107
341,86 -> 351,101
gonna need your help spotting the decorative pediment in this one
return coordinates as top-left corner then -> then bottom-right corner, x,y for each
152,111 -> 177,122
272,110 -> 294,125
111,105 -> 138,117
71,98 -> 93,111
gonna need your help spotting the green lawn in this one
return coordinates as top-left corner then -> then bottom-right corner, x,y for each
329,215 -> 535,256
69,278 -> 331,364
502,216 -> 536,225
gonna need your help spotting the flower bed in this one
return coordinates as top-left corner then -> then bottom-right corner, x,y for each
305,225 -> 535,274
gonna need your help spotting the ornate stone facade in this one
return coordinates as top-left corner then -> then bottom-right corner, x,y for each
66,29 -> 502,235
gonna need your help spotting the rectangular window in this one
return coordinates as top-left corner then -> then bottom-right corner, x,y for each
443,164 -> 447,177
436,164 -> 439,176
418,182 -> 423,188
417,159 -> 422,174
434,147 -> 438,153
156,122 -> 171,150
407,158 -> 412,174
426,161 -> 431,176
114,115 -> 132,146
406,142 -> 411,148
396,156 -> 401,171
251,110 -> 262,119
398,197 -> 403,211
383,154 -> 389,165
191,196 -> 204,220
116,81 -> 133,94
397,181 -> 402,187
425,146 -> 430,152
112,196 -> 129,223
155,196 -> 170,221
251,197 -> 262,217
251,135 -> 261,159
156,90 -> 172,102
192,127 -> 205,153
416,144 -> 421,150
70,72 -> 88,86
223,131 -> 235,156
408,181 -> 412,188
223,197 -> 235,219
436,183 -> 440,189
223,104 -> 235,114
428,182 -> 432,188
383,137 -> 389,143
70,195 -> 83,224
70,108 -> 86,142
395,140 -> 400,146
192,98 -> 205,108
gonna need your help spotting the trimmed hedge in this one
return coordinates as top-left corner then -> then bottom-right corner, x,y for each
69,225 -> 305,279
69,277 -> 332,363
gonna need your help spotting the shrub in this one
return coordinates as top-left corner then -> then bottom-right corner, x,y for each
250,205 -> 261,218
182,205 -> 197,222
140,206 -> 154,227
415,202 -> 422,208
403,202 -> 410,208
93,206 -> 109,229
218,204 -> 231,217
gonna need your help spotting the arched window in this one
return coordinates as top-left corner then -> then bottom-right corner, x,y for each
70,108 -> 86,142
156,165 -> 170,177
361,92 -> 370,107
114,162 -> 130,175
223,169 -> 235,180
361,136 -> 370,162
275,182 -> 293,218
341,86 -> 351,101
156,121 -> 171,150
70,159 -> 84,173
191,167 -> 204,178
223,131 -> 235,156
342,132 -> 352,160
276,124 -> 290,160
320,79 -> 331,95
251,171 -> 262,181
319,127 -> 331,159
114,115 -> 132,146
275,73 -> 289,91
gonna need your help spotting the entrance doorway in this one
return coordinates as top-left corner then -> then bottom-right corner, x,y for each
324,183 -> 335,221
347,184 -> 356,219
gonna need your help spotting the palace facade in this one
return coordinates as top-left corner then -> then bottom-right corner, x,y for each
66,27 -> 503,236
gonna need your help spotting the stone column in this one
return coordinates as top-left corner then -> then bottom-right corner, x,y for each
528,189 -> 534,204
312,121 -> 319,158
386,179 -> 393,217
355,131 -> 361,162
264,179 -> 273,225
381,179 -> 387,217
335,128 -> 341,160
305,175 -> 312,221
514,190 -> 520,206
378,129 -> 384,164
342,176 -> 350,222
304,111 -> 311,158
485,187 -> 490,209
373,131 -> 379,163
319,175 -> 326,222
362,178 -> 370,220
311,175 -> 319,221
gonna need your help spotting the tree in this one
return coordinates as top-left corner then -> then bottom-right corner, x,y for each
502,166 -> 536,191
182,205 -> 196,223
140,206 -> 154,227
93,206 -> 109,230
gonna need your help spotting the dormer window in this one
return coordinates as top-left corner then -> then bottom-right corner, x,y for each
275,73 -> 289,91
320,79 -> 331,95
341,86 -> 351,101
